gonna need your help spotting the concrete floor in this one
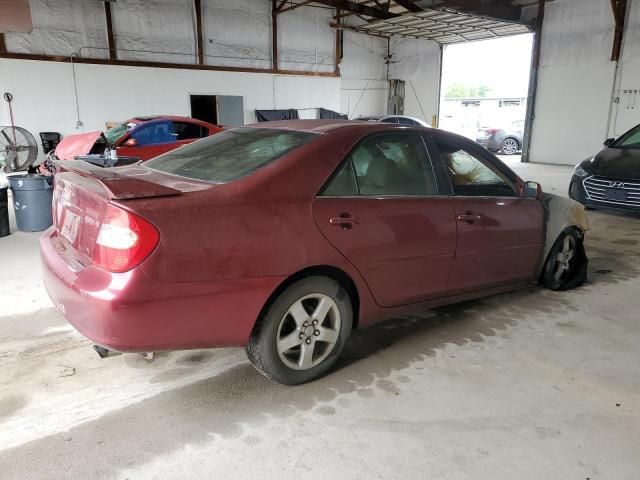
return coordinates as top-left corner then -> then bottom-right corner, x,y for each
1,158 -> 639,479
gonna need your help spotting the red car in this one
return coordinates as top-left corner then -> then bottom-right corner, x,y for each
41,120 -> 589,384
54,115 -> 222,161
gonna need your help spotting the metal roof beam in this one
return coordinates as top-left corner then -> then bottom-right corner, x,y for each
311,0 -> 399,19
392,0 -> 423,12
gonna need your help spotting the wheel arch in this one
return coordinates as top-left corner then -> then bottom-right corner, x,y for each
503,136 -> 521,148
254,265 -> 361,333
538,225 -> 585,279
537,193 -> 590,281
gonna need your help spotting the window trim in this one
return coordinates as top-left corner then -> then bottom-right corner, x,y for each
317,130 -> 443,199
426,132 -> 520,198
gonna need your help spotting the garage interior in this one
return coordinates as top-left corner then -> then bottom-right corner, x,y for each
1,0 -> 639,478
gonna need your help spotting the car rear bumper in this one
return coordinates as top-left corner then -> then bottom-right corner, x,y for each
569,174 -> 640,213
476,138 -> 500,152
40,227 -> 284,352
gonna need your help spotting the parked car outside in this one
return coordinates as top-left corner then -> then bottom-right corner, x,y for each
356,115 -> 431,127
41,120 -> 588,385
476,119 -> 524,155
55,115 -> 222,161
569,123 -> 640,212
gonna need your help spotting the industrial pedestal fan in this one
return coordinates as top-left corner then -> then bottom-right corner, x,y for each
0,126 -> 38,173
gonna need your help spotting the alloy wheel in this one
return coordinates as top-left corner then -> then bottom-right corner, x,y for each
553,235 -> 576,282
502,138 -> 519,155
276,293 -> 341,371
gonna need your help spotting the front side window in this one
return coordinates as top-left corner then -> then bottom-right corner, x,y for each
433,137 -> 517,196
613,124 -> 640,148
145,128 -> 318,183
321,133 -> 438,196
130,120 -> 176,145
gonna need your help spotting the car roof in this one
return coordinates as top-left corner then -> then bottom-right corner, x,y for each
245,119 -> 418,133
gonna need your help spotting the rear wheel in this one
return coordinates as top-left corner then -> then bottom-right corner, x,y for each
246,276 -> 352,385
541,229 -> 587,291
500,137 -> 520,155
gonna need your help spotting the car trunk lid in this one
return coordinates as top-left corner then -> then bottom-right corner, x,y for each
52,162 -> 210,264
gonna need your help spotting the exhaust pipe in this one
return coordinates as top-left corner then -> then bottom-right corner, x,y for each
93,344 -> 121,359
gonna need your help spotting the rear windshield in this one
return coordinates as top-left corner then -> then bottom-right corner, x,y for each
145,128 -> 319,182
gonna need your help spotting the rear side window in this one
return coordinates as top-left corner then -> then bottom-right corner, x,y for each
172,121 -> 208,140
320,133 -> 438,196
145,128 -> 318,182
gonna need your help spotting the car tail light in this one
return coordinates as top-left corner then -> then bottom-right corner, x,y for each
93,204 -> 159,273
486,128 -> 499,135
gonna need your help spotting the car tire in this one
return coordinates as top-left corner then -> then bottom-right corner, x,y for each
500,137 -> 520,155
246,276 -> 353,385
541,229 -> 588,291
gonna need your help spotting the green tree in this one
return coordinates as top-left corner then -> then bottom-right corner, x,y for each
445,83 -> 491,99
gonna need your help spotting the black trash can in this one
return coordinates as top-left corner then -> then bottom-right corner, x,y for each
8,174 -> 54,232
0,186 -> 10,237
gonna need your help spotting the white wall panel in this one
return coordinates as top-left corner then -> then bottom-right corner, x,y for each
278,6 -> 334,72
539,0 -> 614,68
202,0 -> 271,69
390,37 -> 441,125
339,32 -> 388,117
340,79 -> 388,119
340,32 -> 387,80
4,0 -> 108,58
0,58 -> 340,158
608,0 -> 640,137
111,0 -> 197,64
529,0 -> 613,164
531,65 -> 615,165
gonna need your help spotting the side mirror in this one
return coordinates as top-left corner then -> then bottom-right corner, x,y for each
124,138 -> 137,147
603,138 -> 615,147
523,180 -> 542,199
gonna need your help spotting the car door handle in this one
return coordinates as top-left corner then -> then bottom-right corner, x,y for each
329,215 -> 361,229
457,213 -> 482,223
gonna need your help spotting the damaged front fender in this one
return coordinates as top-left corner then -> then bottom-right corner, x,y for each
536,193 -> 590,279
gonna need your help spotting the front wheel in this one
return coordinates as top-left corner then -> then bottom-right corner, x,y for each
500,137 -> 520,155
246,276 -> 352,385
541,229 -> 588,291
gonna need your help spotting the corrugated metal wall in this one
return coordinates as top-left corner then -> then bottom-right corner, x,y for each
529,0 -> 640,165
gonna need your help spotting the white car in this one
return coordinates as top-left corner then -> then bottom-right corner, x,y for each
356,115 -> 431,127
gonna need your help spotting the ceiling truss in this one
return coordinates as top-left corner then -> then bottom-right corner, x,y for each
277,0 -> 533,44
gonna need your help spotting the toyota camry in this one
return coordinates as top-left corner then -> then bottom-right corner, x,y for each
41,120 -> 589,384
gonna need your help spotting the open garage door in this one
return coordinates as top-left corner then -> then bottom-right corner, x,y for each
322,0 -> 541,156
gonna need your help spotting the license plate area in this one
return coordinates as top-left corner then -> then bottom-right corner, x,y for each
604,188 -> 628,202
60,210 -> 82,244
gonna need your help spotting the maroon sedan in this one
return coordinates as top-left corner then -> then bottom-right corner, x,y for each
41,120 -> 589,384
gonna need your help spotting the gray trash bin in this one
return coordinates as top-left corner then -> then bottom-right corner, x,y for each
8,174 -> 54,232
